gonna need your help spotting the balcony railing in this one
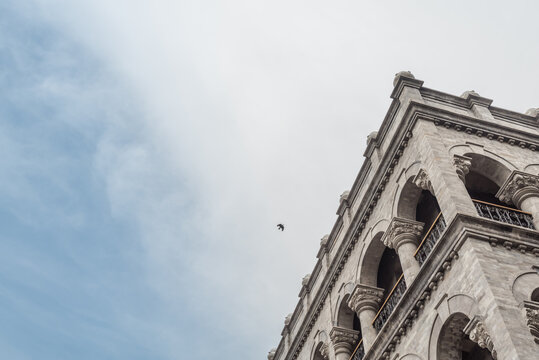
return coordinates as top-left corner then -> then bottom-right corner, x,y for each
473,199 -> 535,230
372,274 -> 407,332
349,339 -> 365,360
414,212 -> 447,266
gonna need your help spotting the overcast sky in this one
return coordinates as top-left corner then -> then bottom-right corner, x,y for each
0,1 -> 538,359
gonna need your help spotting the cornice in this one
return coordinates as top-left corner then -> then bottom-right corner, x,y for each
274,94 -> 539,360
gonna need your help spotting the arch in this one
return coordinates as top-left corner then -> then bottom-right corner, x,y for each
436,313 -> 494,360
531,288 -> 539,302
358,231 -> 386,287
448,143 -> 518,180
524,163 -> 539,173
400,354 -> 423,360
464,152 -> 512,188
512,271 -> 539,304
429,294 -> 481,360
394,160 -> 423,220
310,341 -> 326,360
396,176 -> 423,220
333,282 -> 356,327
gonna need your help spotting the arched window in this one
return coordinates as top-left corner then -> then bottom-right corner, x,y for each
377,247 -> 403,300
336,294 -> 362,335
437,314 -> 495,360
465,170 -> 504,206
415,189 -> 441,238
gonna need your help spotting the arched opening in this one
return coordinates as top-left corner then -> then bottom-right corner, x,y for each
377,247 -> 403,299
415,189 -> 441,237
336,294 -> 362,335
312,342 -> 326,360
465,170 -> 504,206
531,288 -> 539,302
437,314 -> 494,360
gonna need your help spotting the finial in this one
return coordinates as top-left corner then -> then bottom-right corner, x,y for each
393,71 -> 415,86
525,108 -> 538,117
460,90 -> 480,98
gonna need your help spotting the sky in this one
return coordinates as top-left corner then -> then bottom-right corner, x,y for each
0,1 -> 538,359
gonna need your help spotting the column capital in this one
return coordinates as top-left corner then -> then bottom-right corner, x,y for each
329,326 -> 359,355
453,155 -> 472,183
463,316 -> 497,359
319,343 -> 330,360
496,170 -> 539,207
413,168 -> 434,194
381,217 -> 424,249
348,284 -> 385,313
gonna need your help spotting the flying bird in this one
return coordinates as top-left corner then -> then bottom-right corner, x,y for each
277,224 -> 285,231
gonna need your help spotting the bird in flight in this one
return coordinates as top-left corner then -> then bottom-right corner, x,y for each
277,224 -> 285,231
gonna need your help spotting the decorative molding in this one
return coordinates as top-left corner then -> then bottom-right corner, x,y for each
381,217 -> 424,250
413,168 -> 433,194
319,343 -> 330,359
452,155 -> 472,183
330,326 -> 359,355
523,300 -> 539,344
463,316 -> 497,360
432,116 -> 538,152
348,284 -> 385,314
496,170 -> 539,206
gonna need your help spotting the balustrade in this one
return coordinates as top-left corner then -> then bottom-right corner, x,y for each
372,275 -> 407,331
349,339 -> 365,360
473,199 -> 535,229
414,213 -> 446,265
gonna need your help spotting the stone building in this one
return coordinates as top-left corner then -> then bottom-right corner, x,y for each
268,72 -> 539,360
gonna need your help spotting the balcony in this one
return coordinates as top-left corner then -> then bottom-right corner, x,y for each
414,213 -> 447,266
473,199 -> 535,230
373,274 -> 407,331
349,339 -> 365,360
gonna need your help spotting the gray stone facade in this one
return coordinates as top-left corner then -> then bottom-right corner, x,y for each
268,72 -> 539,360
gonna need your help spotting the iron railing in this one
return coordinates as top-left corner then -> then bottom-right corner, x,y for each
349,339 -> 365,360
414,213 -> 447,266
372,274 -> 407,332
473,199 -> 535,230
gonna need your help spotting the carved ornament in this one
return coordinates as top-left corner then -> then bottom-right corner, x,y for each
413,168 -> 434,194
463,316 -> 497,360
381,217 -> 424,249
329,326 -> 359,346
319,343 -> 330,359
348,284 -> 385,313
452,155 -> 472,183
524,300 -> 539,344
496,171 -> 539,206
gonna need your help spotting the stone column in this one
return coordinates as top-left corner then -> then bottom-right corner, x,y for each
497,171 -> 539,229
348,284 -> 385,352
381,217 -> 424,284
329,326 -> 359,360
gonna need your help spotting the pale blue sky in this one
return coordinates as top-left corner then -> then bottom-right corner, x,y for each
0,1 -> 538,359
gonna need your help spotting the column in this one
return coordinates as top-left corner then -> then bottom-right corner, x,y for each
348,284 -> 385,352
329,326 -> 359,360
497,171 -> 539,229
381,217 -> 424,284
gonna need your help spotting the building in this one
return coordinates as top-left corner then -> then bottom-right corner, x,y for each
268,72 -> 539,360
